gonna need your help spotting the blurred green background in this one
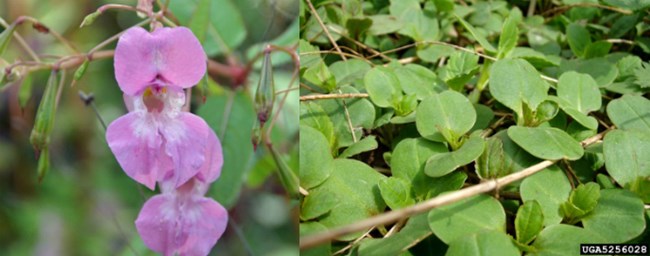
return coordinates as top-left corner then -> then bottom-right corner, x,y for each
0,0 -> 299,255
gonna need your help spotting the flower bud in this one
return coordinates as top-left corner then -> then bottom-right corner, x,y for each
30,70 -> 60,154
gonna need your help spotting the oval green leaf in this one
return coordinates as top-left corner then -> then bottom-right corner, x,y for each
416,90 -> 476,143
508,126 -> 584,160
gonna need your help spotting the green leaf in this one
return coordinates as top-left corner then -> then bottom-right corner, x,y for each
301,185 -> 338,220
368,15 -> 403,35
0,22 -> 16,56
582,189 -> 646,243
560,183 -> 600,223
603,130 -> 650,187
378,177 -> 416,210
391,138 -> 460,199
453,13 -> 497,53
424,135 -> 485,177
557,71 -> 601,113
428,194 -> 506,244
346,17 -> 372,39
507,126 -> 584,160
625,176 -> 650,203
606,94 -> 650,133
531,224 -> 601,256
339,135 -> 378,158
616,56 -> 642,80
299,39 -> 322,69
566,23 -> 591,58
303,60 -> 337,92
602,0 -> 650,11
557,104 -> 599,130
18,74 -> 32,109
446,230 -> 520,256
198,92 -> 255,208
300,222 -> 331,256
317,85 -> 375,148
394,64 -> 442,100
416,90 -> 476,144
329,59 -> 371,87
633,62 -> 650,88
515,200 -> 544,245
476,136 -> 506,180
389,0 -> 439,41
497,10 -> 520,59
521,165 -> 572,226
583,41 -> 612,59
188,0 -> 210,43
364,66 -> 401,108
300,102 -> 336,152
560,58 -> 618,87
168,0 -> 246,56
489,59 -> 549,117
299,125 -> 333,189
315,159 -> 387,241
358,214 -> 432,255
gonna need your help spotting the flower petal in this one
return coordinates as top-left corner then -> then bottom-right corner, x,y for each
106,112 -> 167,189
114,27 -> 158,95
196,128 -> 223,184
159,113 -> 211,187
151,27 -> 206,89
114,27 -> 206,95
135,194 -> 228,256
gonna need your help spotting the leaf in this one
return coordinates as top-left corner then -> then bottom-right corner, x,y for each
317,85 -> 375,148
508,126 -> 584,160
378,177 -> 416,210
603,130 -> 650,187
300,222 -> 331,256
303,60 -> 337,92
299,125 -> 333,189
299,39 -> 322,69
368,15 -> 403,35
453,13 -> 497,53
520,165 -> 572,226
497,10 -> 520,59
559,58 -> 618,87
416,90 -> 476,143
168,0 -> 246,56
602,0 -> 650,11
560,183 -> 600,223
0,22 -> 16,56
424,135 -> 485,177
18,74 -> 32,109
315,159 -> 387,241
364,66 -> 401,108
531,224 -> 601,256
583,41 -> 612,59
394,64 -> 443,100
358,214 -> 432,255
556,71 -> 601,113
300,185 -> 338,221
634,62 -> 650,88
300,102 -> 336,152
339,135 -> 378,158
328,59 -> 371,87
566,23 -> 592,58
427,194 -> 506,244
515,200 -> 544,245
391,138 -> 460,199
471,104 -> 495,132
582,189 -> 646,243
489,59 -> 549,116
559,106 -> 599,130
606,94 -> 650,133
188,0 -> 210,43
198,92 -> 254,208
389,0 -> 440,41
446,230 -> 520,256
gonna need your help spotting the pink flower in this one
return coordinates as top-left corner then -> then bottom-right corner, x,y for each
135,178 -> 228,256
106,27 -> 220,190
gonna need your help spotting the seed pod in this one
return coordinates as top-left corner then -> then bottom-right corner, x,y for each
79,11 -> 101,28
72,58 -> 89,86
254,46 -> 275,128
30,70 -> 60,155
37,147 -> 49,183
0,21 -> 17,56
251,118 -> 262,151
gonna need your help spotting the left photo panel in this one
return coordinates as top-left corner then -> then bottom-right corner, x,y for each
0,0 -> 299,255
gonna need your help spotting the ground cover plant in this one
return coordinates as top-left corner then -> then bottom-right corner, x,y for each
299,0 -> 650,255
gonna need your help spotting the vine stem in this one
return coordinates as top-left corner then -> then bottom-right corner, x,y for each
299,129 -> 611,249
304,0 -> 347,61
300,93 -> 369,101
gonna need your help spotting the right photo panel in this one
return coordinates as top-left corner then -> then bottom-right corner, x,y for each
299,0 -> 650,255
